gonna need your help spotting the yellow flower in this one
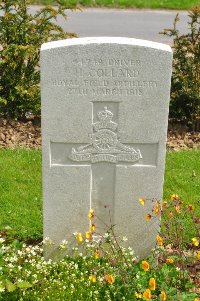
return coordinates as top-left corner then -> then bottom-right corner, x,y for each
168,212 -> 174,218
149,277 -> 156,291
139,198 -> 145,206
171,193 -> 178,200
135,292 -> 142,298
162,201 -> 168,208
187,204 -> 195,211
85,231 -> 92,240
143,288 -> 151,300
146,213 -> 151,221
88,209 -> 94,220
89,275 -> 96,282
76,232 -> 83,243
154,200 -> 161,215
192,238 -> 199,247
156,234 -> 163,246
142,260 -> 150,272
194,298 -> 200,301
105,274 -> 115,284
166,258 -> 174,264
95,249 -> 100,259
160,291 -> 167,300
175,204 -> 181,214
196,250 -> 200,260
90,223 -> 95,233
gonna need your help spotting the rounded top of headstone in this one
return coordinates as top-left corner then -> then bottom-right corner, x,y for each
41,37 -> 172,53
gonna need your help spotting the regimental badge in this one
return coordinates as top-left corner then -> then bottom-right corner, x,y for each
69,107 -> 142,163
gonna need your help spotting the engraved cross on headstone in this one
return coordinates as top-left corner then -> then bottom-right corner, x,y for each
51,101 -> 157,231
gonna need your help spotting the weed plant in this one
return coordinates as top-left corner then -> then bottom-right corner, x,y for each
0,196 -> 199,300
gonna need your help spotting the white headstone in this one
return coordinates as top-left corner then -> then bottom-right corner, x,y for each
41,37 -> 172,257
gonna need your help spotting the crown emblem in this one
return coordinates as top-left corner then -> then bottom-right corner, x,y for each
93,106 -> 117,132
97,107 -> 113,121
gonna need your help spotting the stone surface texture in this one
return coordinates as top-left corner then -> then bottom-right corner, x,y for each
41,37 -> 173,258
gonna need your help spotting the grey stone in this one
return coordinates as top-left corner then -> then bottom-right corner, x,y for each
41,37 -> 172,258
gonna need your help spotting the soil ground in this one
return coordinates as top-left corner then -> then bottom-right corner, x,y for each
0,116 -> 200,151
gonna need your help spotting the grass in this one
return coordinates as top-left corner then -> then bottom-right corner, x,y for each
30,0 -> 200,10
163,149 -> 200,202
0,148 -> 199,242
0,149 -> 42,241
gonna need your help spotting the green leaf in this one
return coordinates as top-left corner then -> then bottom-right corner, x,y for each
0,97 -> 7,105
0,282 -> 5,292
5,280 -> 16,292
17,281 -> 32,289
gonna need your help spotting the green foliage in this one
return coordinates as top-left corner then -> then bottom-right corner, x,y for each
0,0 -> 77,119
161,7 -> 200,130
162,194 -> 200,248
0,205 -> 199,300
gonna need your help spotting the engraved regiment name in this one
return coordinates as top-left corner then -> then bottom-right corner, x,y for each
69,107 -> 142,164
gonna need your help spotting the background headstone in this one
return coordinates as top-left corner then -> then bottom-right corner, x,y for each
41,37 -> 172,257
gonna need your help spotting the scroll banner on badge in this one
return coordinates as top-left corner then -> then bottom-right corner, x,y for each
69,152 -> 141,163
